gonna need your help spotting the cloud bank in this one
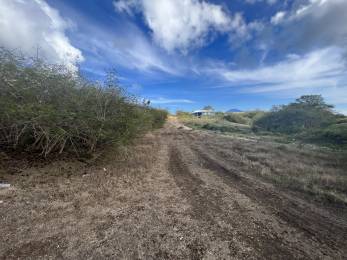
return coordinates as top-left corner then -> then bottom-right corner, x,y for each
114,0 -> 253,53
0,0 -> 83,71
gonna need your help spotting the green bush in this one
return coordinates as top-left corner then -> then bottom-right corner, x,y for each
224,113 -> 250,125
253,95 -> 347,147
202,123 -> 235,132
301,124 -> 347,146
335,116 -> 347,124
148,108 -> 168,129
244,110 -> 267,122
254,95 -> 337,134
224,110 -> 266,126
0,48 -> 167,157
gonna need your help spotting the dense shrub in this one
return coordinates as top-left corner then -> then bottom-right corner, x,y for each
148,108 -> 168,129
224,113 -> 250,125
253,95 -> 337,134
0,48 -> 167,157
301,124 -> 347,146
243,110 -> 267,122
200,123 -> 251,134
253,95 -> 347,147
224,111 -> 266,125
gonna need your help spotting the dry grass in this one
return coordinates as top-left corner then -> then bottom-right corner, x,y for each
178,114 -> 252,135
177,115 -> 347,206
202,133 -> 347,206
177,114 -> 221,125
1,121 -> 347,259
0,132 -> 161,259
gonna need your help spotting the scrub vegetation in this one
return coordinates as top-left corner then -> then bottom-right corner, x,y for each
2,118 -> 346,259
178,95 -> 347,149
0,50 -> 346,260
177,97 -> 347,205
253,95 -> 347,148
0,48 -> 167,158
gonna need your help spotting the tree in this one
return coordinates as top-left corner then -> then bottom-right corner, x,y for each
294,95 -> 333,110
254,95 -> 337,134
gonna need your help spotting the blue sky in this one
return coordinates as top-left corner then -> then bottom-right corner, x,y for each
1,0 -> 347,114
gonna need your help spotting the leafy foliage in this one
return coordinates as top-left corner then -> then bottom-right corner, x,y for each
0,48 -> 167,157
223,113 -> 250,124
300,124 -> 347,146
224,110 -> 265,125
254,95 -> 337,134
253,95 -> 347,147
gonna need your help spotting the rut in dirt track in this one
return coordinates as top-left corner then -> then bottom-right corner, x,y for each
189,137 -> 347,249
2,121 -> 347,259
165,124 -> 347,259
168,143 -> 300,259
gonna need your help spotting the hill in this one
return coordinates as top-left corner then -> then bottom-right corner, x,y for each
226,108 -> 243,112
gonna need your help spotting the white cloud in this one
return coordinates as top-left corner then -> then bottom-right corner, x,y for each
115,32 -> 179,74
114,0 -> 250,53
271,11 -> 286,25
288,0 -> 344,21
113,0 -> 139,15
210,47 -> 347,103
150,97 -> 195,104
0,0 -> 83,71
272,0 -> 347,52
218,47 -> 345,86
73,17 -> 180,75
245,0 -> 277,5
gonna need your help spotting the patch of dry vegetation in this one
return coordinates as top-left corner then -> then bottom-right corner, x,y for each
0,131 -> 163,259
205,134 -> 347,206
177,111 -> 347,206
251,145 -> 347,205
177,112 -> 252,135
0,48 -> 167,158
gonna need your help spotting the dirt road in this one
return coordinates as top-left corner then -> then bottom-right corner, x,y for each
1,121 -> 347,259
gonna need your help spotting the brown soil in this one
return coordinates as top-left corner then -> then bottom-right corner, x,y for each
1,120 -> 346,259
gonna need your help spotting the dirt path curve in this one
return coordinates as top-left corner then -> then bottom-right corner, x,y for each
1,120 -> 346,259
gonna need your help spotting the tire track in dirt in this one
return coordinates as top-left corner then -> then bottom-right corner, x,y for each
168,145 -> 223,223
167,140 -> 300,259
162,121 -> 347,259
189,140 -> 347,259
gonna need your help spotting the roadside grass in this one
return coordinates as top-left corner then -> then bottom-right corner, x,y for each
0,129 -> 163,259
257,163 -> 347,206
253,145 -> 347,206
178,114 -> 292,144
225,137 -> 347,206
179,114 -> 251,133
178,114 -> 347,206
